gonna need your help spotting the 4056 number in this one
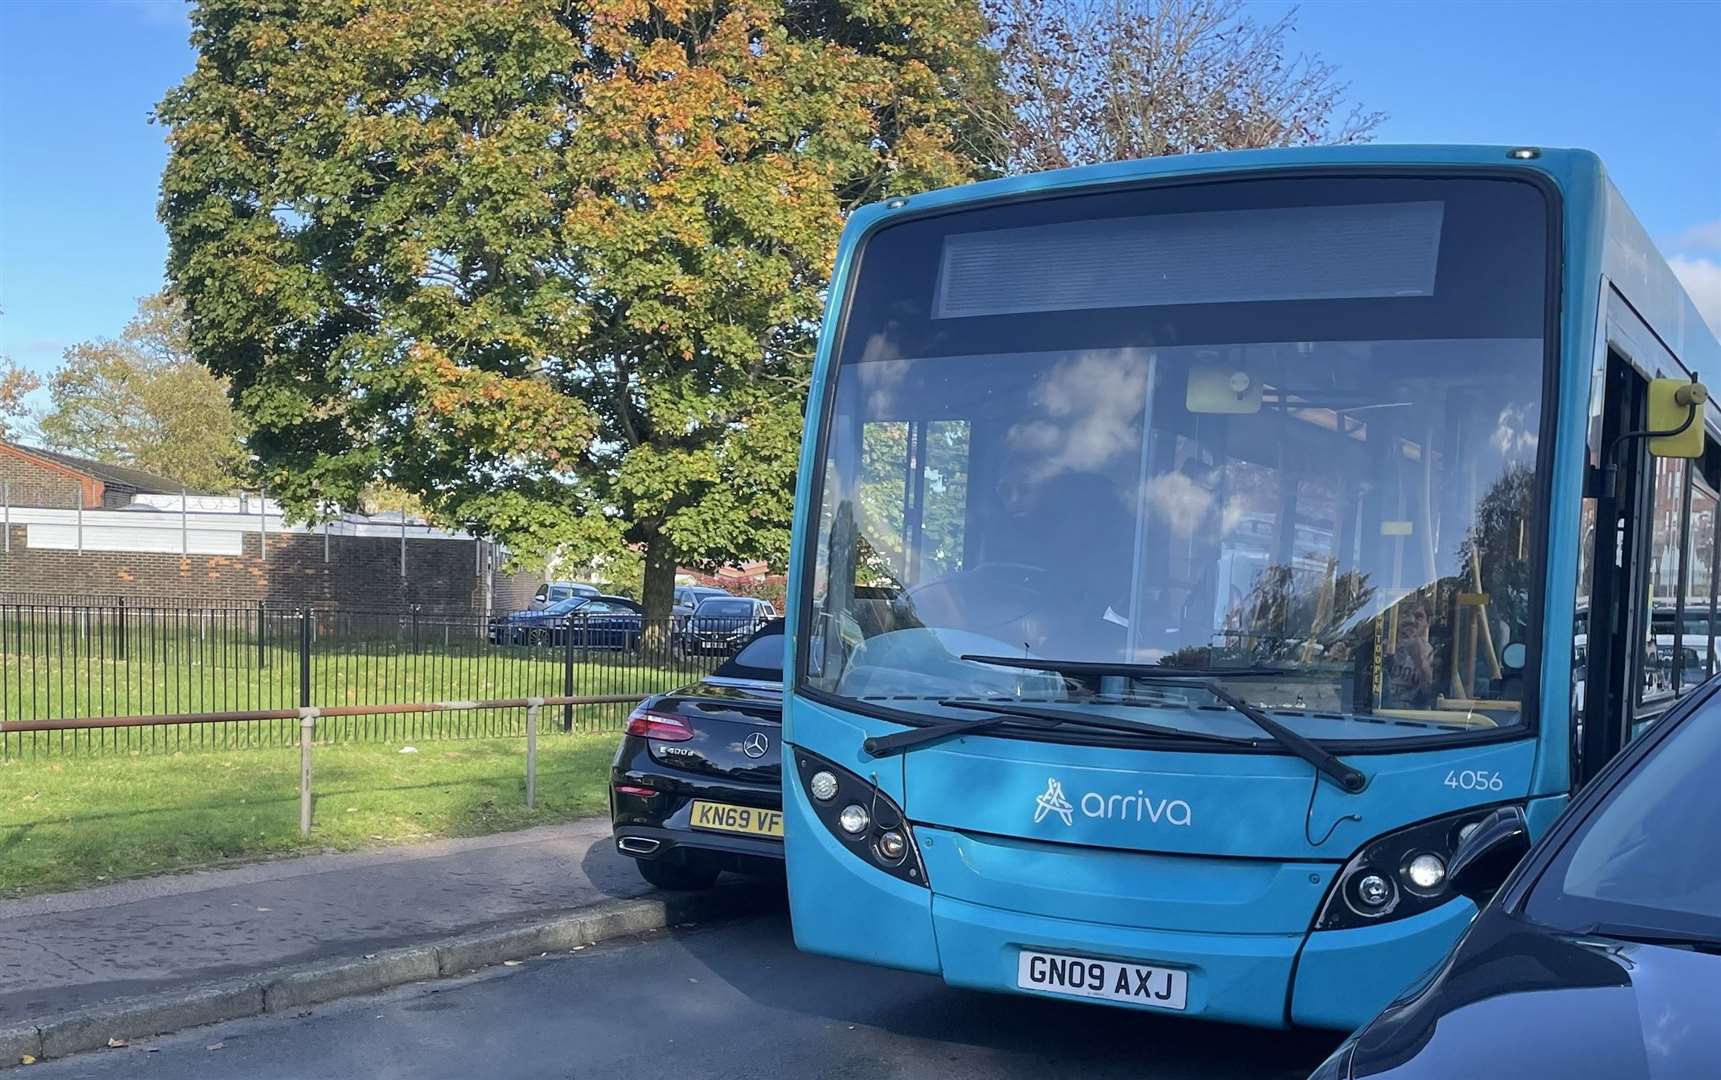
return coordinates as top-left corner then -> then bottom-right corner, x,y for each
1444,769 -> 1505,791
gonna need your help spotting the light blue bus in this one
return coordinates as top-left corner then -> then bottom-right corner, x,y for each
781,146 -> 1721,1029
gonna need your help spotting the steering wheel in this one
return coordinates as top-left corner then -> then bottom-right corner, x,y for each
903,562 -> 1057,645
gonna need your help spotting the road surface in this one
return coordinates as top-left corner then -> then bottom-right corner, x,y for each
32,906 -> 1344,1079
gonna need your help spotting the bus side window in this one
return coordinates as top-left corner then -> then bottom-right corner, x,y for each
856,420 -> 911,583
919,420 -> 969,581
1685,477 -> 1718,687
854,418 -> 971,587
1635,443 -> 1721,721
1637,455 -> 1686,712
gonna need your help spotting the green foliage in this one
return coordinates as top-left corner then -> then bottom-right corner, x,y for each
157,0 -> 1000,614
36,293 -> 250,491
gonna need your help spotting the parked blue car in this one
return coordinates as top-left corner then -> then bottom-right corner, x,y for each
488,595 -> 644,649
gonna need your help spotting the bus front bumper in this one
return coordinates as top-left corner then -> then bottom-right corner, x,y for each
931,895 -> 1304,1028
928,891 -> 1473,1030
783,773 -> 1477,1030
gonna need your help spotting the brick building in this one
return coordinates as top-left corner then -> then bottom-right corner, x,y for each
0,442 -> 538,616
0,442 -> 184,509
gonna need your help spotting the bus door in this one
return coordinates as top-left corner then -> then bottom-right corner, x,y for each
1579,312 -> 1716,785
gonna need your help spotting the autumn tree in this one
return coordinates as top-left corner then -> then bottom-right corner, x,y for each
0,357 -> 39,443
980,0 -> 1381,172
35,293 -> 251,491
158,0 -> 999,619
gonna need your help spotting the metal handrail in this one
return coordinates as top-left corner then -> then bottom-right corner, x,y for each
0,694 -> 643,734
3,693 -> 647,837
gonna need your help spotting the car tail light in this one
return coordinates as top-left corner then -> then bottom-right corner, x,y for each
614,784 -> 659,798
624,707 -> 694,742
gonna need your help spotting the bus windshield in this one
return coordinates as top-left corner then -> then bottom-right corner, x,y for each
801,175 -> 1550,744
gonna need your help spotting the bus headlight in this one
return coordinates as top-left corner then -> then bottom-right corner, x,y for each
793,747 -> 927,888
809,770 -> 840,802
1405,853 -> 1446,891
1355,873 -> 1395,909
838,804 -> 871,835
1314,806 -> 1511,931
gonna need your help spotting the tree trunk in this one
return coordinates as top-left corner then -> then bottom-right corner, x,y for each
641,529 -> 678,632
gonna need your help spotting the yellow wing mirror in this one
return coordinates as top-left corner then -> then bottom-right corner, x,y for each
1647,376 -> 1708,459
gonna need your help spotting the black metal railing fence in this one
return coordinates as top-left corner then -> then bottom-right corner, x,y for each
0,601 -> 769,758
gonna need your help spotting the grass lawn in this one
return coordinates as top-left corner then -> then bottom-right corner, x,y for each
0,732 -> 621,898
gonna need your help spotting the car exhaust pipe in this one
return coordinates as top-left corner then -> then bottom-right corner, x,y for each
617,837 -> 661,856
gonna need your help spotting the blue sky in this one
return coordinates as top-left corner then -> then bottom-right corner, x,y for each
2,0 -> 1719,404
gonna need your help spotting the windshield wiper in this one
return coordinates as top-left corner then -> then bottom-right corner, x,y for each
962,655 -> 1290,679
862,699 -> 1254,757
960,655 -> 1367,793
1572,923 -> 1721,955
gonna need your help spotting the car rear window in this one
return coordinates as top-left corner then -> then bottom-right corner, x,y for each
698,599 -> 753,617
726,632 -> 784,673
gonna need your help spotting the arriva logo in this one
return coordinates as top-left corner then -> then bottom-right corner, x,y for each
1032,777 -> 1192,828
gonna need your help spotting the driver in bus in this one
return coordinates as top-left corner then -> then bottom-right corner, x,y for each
1386,600 -> 1436,708
981,466 -> 1136,657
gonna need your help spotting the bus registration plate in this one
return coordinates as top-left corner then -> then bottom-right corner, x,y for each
1016,950 -> 1188,1011
688,800 -> 784,838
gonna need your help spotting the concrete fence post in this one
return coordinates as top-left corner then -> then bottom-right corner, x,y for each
525,699 -> 542,810
299,707 -> 318,837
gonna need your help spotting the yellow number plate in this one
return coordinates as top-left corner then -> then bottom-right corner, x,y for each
688,800 -> 783,838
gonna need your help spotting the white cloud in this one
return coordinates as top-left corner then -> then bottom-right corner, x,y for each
1491,402 -> 1538,459
1671,219 -> 1721,254
1670,255 -> 1721,338
1007,351 -> 1148,484
1142,470 -> 1212,539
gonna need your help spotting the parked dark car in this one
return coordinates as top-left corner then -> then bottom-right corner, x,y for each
672,584 -> 731,627
674,596 -> 776,658
611,618 -> 785,889
488,594 -> 643,648
1310,679 -> 1721,1080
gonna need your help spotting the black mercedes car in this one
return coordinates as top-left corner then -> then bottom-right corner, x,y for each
610,618 -> 785,890
1310,678 -> 1721,1080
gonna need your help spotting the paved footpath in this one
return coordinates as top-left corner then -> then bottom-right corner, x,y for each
0,819 -> 652,1024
